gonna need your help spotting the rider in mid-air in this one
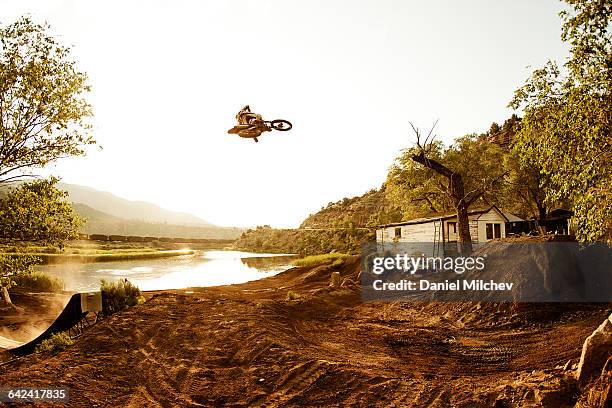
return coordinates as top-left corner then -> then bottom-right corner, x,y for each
227,105 -> 269,142
227,105 -> 292,142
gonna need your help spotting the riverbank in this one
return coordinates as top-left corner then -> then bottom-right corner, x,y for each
0,240 -> 198,264
1,249 -> 195,264
1,255 -> 609,407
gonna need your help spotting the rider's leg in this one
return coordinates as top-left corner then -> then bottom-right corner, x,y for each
238,128 -> 262,138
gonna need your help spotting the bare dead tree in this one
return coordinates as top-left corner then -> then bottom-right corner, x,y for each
409,121 -> 485,255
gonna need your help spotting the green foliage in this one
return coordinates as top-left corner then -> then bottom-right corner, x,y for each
293,253 -> 348,267
235,227 -> 372,256
100,279 -> 144,315
286,290 -> 300,301
386,135 -> 506,219
0,253 -> 40,290
510,0 -> 612,241
489,122 -> 501,135
0,16 -> 95,184
501,114 -> 521,134
386,141 -> 450,218
35,332 -> 74,354
500,146 -> 557,222
12,271 -> 63,292
331,257 -> 345,267
300,187 -> 402,229
0,178 -> 83,245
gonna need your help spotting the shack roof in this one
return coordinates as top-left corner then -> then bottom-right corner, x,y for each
377,206 -> 524,228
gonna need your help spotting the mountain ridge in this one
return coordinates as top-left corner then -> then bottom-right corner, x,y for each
72,202 -> 243,239
58,183 -> 214,227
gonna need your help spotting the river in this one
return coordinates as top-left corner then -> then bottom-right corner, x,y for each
37,251 -> 297,292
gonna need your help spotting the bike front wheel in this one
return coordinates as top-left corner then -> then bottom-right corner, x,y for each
270,119 -> 292,131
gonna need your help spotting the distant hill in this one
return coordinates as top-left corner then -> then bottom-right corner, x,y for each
235,186 -> 402,255
300,186 -> 402,229
58,183 -> 213,227
1,182 -> 242,239
72,202 -> 120,223
72,202 -> 243,240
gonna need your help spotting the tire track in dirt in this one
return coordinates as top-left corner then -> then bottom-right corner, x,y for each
384,381 -> 415,408
133,316 -> 204,406
256,360 -> 332,407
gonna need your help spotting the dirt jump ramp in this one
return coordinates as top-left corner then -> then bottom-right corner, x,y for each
9,292 -> 102,356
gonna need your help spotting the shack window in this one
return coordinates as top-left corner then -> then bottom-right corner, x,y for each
394,227 -> 402,238
448,222 -> 457,233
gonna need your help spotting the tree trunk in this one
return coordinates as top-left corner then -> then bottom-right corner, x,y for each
456,204 -> 473,255
536,205 -> 547,235
450,173 -> 473,255
412,152 -> 474,254
1,285 -> 13,306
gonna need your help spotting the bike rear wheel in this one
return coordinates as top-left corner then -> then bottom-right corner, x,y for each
270,119 -> 292,131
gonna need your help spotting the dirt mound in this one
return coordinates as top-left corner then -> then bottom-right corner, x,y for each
461,240 -> 608,301
424,240 -> 612,325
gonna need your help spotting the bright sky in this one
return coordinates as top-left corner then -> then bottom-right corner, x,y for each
1,0 -> 569,228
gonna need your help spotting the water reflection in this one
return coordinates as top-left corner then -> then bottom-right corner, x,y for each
37,251 -> 295,292
240,255 -> 298,270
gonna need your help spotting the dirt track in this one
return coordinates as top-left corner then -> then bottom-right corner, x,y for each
0,257 -> 609,407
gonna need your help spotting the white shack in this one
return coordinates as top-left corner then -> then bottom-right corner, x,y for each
376,206 -> 524,244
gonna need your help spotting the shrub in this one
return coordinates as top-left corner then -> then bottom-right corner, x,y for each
12,271 -> 63,292
293,253 -> 348,267
234,227 -> 373,256
286,290 -> 300,301
100,279 -> 144,315
331,257 -> 346,267
0,254 -> 41,294
35,332 -> 74,354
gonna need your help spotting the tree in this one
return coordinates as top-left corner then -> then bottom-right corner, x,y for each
387,140 -> 455,218
480,116 -> 566,232
0,254 -> 38,308
0,17 -> 95,184
0,17 -> 93,307
501,150 -> 548,225
510,0 -> 612,242
0,177 -> 78,307
387,124 -> 506,254
480,117 -> 552,229
501,114 -> 521,133
0,177 -> 83,245
488,122 -> 501,135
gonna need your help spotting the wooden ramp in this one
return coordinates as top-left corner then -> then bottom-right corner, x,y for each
9,292 -> 102,356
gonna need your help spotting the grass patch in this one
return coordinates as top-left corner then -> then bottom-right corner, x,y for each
293,253 -> 348,267
35,332 -> 74,354
12,271 -> 64,292
331,257 -> 346,267
101,279 -> 145,315
0,240 -> 187,259
286,290 -> 300,301
0,249 -> 194,264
